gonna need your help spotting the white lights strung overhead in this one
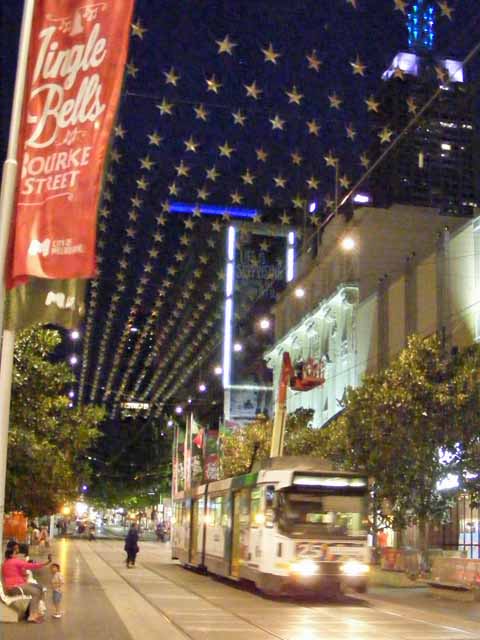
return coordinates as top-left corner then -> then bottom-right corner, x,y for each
198,383 -> 207,392
340,236 -> 355,251
294,286 -> 305,299
70,330 -> 80,340
69,355 -> 79,365
259,317 -> 271,330
175,405 -> 183,414
213,365 -> 222,375
233,342 -> 243,352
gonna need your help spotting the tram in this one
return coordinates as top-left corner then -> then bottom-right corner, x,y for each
171,456 -> 370,596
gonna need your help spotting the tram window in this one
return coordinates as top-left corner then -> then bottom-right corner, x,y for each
250,488 -> 263,528
208,497 -> 223,526
265,485 -> 275,507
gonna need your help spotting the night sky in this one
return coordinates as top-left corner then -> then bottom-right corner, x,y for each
1,1 -> 479,427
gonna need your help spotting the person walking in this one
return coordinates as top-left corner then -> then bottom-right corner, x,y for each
124,523 -> 139,568
2,548 -> 51,623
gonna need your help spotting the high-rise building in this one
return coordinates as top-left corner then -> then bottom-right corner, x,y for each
369,0 -> 478,217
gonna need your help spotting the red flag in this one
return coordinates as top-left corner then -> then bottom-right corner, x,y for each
8,0 -> 134,288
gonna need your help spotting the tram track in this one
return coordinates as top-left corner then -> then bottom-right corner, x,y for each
91,541 -> 299,640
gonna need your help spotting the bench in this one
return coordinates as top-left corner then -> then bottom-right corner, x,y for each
0,582 -> 32,623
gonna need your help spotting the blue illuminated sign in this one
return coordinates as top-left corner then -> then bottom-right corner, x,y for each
170,202 -> 257,219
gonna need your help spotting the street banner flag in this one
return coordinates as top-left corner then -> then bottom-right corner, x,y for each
5,277 -> 85,330
7,0 -> 134,290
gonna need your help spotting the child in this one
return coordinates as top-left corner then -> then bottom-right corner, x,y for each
50,563 -> 64,618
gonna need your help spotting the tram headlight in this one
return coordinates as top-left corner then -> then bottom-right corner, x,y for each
290,558 -> 318,577
340,560 -> 369,577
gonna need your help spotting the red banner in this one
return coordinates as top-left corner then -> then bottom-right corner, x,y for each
8,0 -> 134,288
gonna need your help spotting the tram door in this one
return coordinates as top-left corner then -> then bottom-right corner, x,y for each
231,491 -> 242,577
190,498 -> 200,563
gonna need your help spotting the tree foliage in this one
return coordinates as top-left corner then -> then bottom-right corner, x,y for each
220,409 -> 317,478
318,335 -> 480,536
6,327 -> 105,516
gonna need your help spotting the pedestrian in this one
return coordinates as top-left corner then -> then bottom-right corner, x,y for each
2,548 -> 51,623
50,562 -> 65,618
124,523 -> 139,568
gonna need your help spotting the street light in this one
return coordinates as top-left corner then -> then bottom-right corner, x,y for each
213,365 -> 222,375
198,383 -> 207,392
175,406 -> 183,414
70,330 -> 80,340
167,420 -> 173,427
259,317 -> 271,331
233,342 -> 242,352
294,287 -> 305,299
68,390 -> 75,398
69,355 -> 78,365
341,236 -> 356,251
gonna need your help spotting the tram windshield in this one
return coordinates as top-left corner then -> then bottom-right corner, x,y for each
277,484 -> 369,538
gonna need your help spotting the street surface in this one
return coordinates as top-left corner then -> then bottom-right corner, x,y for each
2,539 -> 480,640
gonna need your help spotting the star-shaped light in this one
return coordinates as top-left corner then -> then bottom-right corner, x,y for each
231,191 -> 243,204
393,0 -> 408,13
346,124 -> 357,140
437,1 -> 454,19
175,160 -> 190,177
256,148 -> 268,162
339,175 -> 351,190
184,136 -> 199,153
148,131 -> 162,146
270,114 -> 285,130
328,93 -> 342,110
110,148 -> 121,163
153,232 -> 164,242
160,202 -> 170,214
136,177 -> 149,191
245,81 -> 262,100
131,194 -> 142,208
164,67 -> 180,86
148,247 -> 160,258
307,176 -> 319,190
216,34 -> 237,55
435,65 -> 449,84
263,194 -> 273,207
365,95 -> 380,112
126,227 -> 136,238
262,42 -> 281,64
194,104 -> 209,121
379,126 -> 394,144
350,54 -> 366,76
114,124 -> 126,138
180,234 -> 190,246
280,211 -> 291,225
241,169 -> 255,185
206,166 -> 219,181
232,110 -> 246,126
157,98 -> 174,116
175,251 -> 186,262
168,182 -> 179,196
292,195 -> 304,209
139,155 -> 155,171
192,205 -> 202,218
307,119 -> 320,136
211,220 -> 222,232
324,151 -> 338,167
183,217 -> 195,230
219,141 -> 235,158
206,74 -> 222,93
404,96 -> 417,115
286,85 -> 303,105
360,152 -> 370,168
274,174 -> 286,189
306,49 -> 322,72
126,61 -> 138,78
131,20 -> 147,39
291,151 -> 302,166
393,66 -> 405,80
197,186 -> 209,200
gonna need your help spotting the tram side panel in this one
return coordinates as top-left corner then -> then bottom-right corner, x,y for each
171,495 -> 190,564
203,488 -> 232,577
190,491 -> 207,567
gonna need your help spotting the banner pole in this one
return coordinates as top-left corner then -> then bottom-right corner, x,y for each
0,0 -> 36,544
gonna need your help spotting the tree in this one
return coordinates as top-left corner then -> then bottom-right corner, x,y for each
220,409 -> 315,478
6,327 -> 105,516
317,334 -> 464,551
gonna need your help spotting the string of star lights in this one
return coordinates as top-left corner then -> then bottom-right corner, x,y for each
70,0 -> 473,417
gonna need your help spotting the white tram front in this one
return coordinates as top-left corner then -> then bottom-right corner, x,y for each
172,456 -> 370,596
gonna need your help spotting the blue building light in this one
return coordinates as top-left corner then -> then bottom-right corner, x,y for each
170,202 -> 257,219
407,0 -> 436,52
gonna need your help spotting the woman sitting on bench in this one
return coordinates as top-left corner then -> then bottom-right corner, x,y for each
2,547 -> 51,623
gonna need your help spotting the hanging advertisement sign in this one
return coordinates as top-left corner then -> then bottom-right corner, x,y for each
8,0 -> 134,288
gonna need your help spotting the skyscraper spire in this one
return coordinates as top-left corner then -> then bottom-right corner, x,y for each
407,0 -> 436,51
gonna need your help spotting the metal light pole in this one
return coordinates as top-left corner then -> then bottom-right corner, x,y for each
0,0 -> 35,545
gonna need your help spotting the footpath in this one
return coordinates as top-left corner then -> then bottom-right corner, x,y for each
1,539 -> 480,639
